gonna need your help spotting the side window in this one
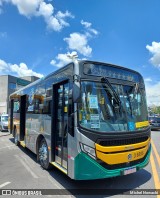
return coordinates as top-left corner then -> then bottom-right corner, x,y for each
43,79 -> 52,114
25,81 -> 53,115
13,100 -> 20,113
31,97 -> 51,114
33,95 -> 43,114
27,94 -> 35,113
43,99 -> 51,114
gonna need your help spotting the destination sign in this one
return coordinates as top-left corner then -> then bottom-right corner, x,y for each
83,63 -> 140,82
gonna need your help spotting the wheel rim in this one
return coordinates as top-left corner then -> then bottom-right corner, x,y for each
39,142 -> 48,166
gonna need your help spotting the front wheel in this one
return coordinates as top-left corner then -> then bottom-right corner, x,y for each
38,139 -> 52,170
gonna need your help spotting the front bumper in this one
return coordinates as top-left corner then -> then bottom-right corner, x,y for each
74,144 -> 151,180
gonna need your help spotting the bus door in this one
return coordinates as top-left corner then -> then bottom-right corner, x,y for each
20,95 -> 26,141
53,81 -> 69,169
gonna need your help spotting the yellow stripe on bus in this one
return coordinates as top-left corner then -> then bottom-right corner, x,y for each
135,121 -> 149,128
20,141 -> 26,148
96,145 -> 149,165
50,162 -> 67,175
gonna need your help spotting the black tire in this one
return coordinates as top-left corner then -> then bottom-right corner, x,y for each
14,130 -> 19,146
38,139 -> 52,170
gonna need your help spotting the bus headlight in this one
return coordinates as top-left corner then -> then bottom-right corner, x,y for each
80,143 -> 96,159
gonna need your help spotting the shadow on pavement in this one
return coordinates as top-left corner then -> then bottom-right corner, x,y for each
48,166 -> 151,197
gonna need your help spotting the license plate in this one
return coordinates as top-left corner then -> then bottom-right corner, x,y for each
124,167 -> 136,175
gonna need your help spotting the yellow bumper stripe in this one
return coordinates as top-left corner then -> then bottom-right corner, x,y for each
135,121 -> 149,128
96,145 -> 149,165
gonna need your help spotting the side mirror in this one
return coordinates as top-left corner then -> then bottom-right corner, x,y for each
73,82 -> 81,103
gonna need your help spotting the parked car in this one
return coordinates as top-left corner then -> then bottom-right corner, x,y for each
0,114 -> 8,132
149,116 -> 160,130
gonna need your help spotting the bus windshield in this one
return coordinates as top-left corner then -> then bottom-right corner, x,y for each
78,81 -> 148,133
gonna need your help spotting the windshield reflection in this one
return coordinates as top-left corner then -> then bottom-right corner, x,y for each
78,81 -> 148,133
1,116 -> 8,122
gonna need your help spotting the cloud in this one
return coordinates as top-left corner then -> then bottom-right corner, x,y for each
50,51 -> 77,67
81,20 -> 91,28
81,20 -> 98,35
144,78 -> 152,82
0,0 -> 74,32
146,41 -> 160,68
0,59 -> 43,78
11,0 -> 42,17
62,20 -> 98,57
56,10 -> 74,27
49,20 -> 98,66
38,1 -> 53,18
64,33 -> 92,57
0,59 -> 10,72
145,81 -> 160,106
45,10 -> 74,32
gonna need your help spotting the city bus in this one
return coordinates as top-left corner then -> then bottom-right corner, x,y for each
9,60 -> 151,180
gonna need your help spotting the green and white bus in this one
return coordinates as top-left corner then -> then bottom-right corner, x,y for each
9,60 -> 151,180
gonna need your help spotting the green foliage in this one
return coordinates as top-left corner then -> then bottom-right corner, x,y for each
149,106 -> 160,115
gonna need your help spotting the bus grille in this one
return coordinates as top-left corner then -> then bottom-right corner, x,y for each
98,136 -> 148,146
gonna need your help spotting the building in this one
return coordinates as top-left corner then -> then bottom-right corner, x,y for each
0,75 -> 39,114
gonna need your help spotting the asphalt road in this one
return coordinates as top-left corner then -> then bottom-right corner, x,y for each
0,130 -> 159,198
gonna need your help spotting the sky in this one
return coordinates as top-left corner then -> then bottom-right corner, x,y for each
0,0 -> 160,106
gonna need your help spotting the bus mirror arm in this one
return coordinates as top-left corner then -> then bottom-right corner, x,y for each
73,82 -> 81,103
70,109 -> 78,117
68,115 -> 74,137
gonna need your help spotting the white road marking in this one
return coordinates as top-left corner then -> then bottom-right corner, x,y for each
0,182 -> 11,188
20,154 -> 35,167
14,155 -> 38,179
0,145 -> 15,150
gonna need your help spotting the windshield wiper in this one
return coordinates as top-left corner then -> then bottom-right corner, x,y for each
101,77 -> 121,105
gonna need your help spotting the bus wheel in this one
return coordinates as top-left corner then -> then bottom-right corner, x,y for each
14,130 -> 19,146
38,139 -> 52,170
